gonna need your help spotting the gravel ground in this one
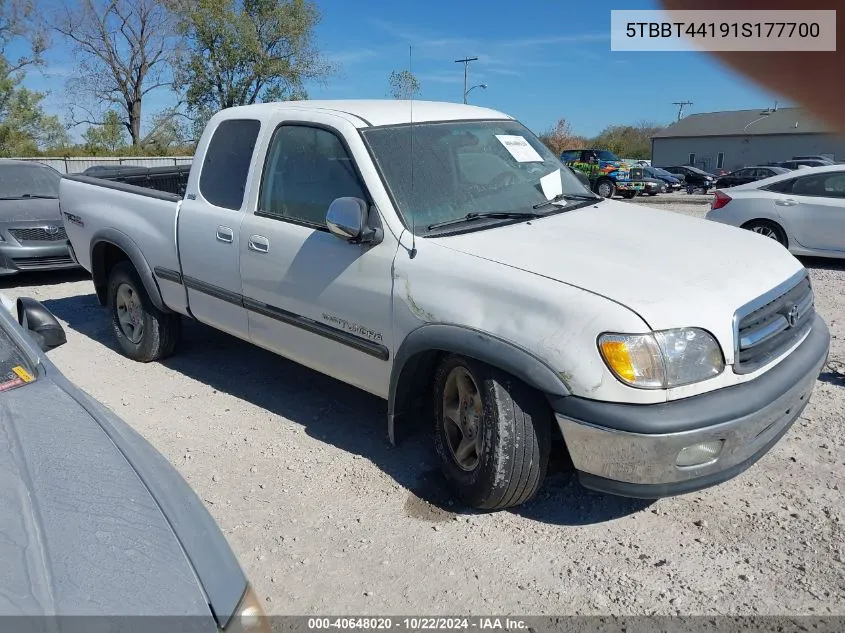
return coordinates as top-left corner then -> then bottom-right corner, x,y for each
4,196 -> 844,616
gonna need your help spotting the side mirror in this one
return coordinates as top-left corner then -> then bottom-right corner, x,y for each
326,197 -> 382,245
17,297 -> 67,352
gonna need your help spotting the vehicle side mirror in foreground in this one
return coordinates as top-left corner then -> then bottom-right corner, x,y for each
326,197 -> 383,245
17,297 -> 67,352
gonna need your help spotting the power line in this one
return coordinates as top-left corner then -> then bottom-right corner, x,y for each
455,57 -> 478,104
672,101 -> 694,121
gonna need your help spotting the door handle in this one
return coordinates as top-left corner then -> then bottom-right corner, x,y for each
775,199 -> 798,207
248,235 -> 270,253
216,226 -> 234,243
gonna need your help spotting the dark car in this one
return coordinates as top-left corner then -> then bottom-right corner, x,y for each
643,166 -> 683,191
662,165 -> 716,193
640,176 -> 667,196
0,160 -> 79,275
0,294 -> 269,631
714,165 -> 790,188
790,155 -> 834,163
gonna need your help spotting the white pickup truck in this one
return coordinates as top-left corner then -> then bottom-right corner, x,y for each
60,100 -> 830,510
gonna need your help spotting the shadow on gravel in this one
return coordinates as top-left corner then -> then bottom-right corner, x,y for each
0,268 -> 90,290
799,256 -> 845,272
42,291 -> 648,526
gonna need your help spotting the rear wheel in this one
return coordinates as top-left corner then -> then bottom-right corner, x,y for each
595,178 -> 616,198
742,219 -> 788,247
107,261 -> 181,362
433,355 -> 551,510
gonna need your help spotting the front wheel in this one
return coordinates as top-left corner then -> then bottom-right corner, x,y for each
107,261 -> 181,362
594,178 -> 616,199
433,355 -> 551,510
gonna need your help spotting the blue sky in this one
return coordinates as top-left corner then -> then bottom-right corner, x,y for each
14,0 -> 786,141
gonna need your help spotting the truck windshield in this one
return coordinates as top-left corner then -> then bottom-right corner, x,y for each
361,120 -> 592,234
0,164 -> 60,199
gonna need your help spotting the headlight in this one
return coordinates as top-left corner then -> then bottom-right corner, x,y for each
598,328 -> 724,389
226,585 -> 271,633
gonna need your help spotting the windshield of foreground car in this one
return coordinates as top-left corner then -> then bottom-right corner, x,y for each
361,120 -> 595,234
0,325 -> 37,393
0,164 -> 60,199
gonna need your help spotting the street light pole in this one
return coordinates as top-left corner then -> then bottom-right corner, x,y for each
455,57 -> 478,103
464,83 -> 487,103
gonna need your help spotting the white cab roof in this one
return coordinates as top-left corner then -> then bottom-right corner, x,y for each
216,100 -> 513,128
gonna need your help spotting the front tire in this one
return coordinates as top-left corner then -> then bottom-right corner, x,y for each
433,355 -> 551,510
741,219 -> 788,247
594,178 -> 616,199
107,261 -> 181,362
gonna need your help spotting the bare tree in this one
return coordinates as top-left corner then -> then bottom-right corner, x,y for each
52,0 -> 178,146
388,70 -> 419,100
0,0 -> 46,72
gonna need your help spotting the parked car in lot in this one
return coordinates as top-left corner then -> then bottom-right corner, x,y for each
661,165 -> 716,192
0,160 -> 78,275
60,100 -> 830,510
560,148 -> 646,199
773,159 -> 833,170
707,164 -> 845,257
790,155 -> 835,164
715,165 -> 790,188
0,293 -> 268,629
641,176 -> 668,196
643,166 -> 683,191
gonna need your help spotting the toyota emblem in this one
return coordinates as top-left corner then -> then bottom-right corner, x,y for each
786,304 -> 801,328
44,225 -> 59,235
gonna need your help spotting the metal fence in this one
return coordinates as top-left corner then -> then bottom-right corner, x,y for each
6,156 -> 193,175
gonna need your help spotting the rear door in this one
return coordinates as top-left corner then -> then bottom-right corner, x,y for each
779,170 -> 845,251
177,118 -> 261,339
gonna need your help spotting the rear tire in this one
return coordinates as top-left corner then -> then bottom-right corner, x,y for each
107,261 -> 181,362
433,355 -> 551,510
741,219 -> 788,248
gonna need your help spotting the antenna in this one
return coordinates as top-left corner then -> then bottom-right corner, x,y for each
672,100 -> 694,121
408,44 -> 417,259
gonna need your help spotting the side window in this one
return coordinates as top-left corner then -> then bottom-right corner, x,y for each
258,125 -> 368,227
560,150 -> 579,162
797,172 -> 845,198
764,178 -> 795,194
199,119 -> 261,210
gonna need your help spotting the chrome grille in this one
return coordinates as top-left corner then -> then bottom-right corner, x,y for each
630,167 -> 644,180
9,226 -> 68,242
734,275 -> 814,374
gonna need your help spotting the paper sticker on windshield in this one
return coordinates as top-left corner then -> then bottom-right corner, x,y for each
540,169 -> 563,201
495,135 -> 543,163
12,366 -> 34,382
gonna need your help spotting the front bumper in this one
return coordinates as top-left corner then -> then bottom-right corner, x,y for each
0,242 -> 78,275
551,314 -> 830,498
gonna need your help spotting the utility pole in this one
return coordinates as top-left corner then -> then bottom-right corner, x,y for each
673,101 -> 694,121
455,56 -> 478,104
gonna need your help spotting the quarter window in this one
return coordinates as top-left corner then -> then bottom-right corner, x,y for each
258,125 -> 367,227
199,119 -> 261,211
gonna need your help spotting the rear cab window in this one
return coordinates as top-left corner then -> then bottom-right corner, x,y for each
199,119 -> 261,210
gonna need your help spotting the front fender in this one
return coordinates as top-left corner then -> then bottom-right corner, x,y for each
387,323 -> 570,443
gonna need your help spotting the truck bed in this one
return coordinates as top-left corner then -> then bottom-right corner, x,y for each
60,176 -> 188,315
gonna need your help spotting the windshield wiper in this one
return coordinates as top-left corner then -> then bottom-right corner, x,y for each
532,192 -> 601,210
427,211 -> 542,231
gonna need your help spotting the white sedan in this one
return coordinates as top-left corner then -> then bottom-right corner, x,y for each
705,164 -> 845,259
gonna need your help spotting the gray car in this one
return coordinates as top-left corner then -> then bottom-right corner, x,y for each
0,295 -> 268,632
0,160 -> 79,275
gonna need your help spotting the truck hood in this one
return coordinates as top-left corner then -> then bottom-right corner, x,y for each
431,199 -> 804,356
0,376 -> 217,623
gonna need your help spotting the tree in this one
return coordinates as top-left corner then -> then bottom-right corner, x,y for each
589,121 -> 666,159
537,118 -> 587,155
0,1 -> 68,156
171,0 -> 331,116
53,0 -> 179,147
142,109 -> 187,152
82,109 -> 127,153
388,70 -> 419,100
